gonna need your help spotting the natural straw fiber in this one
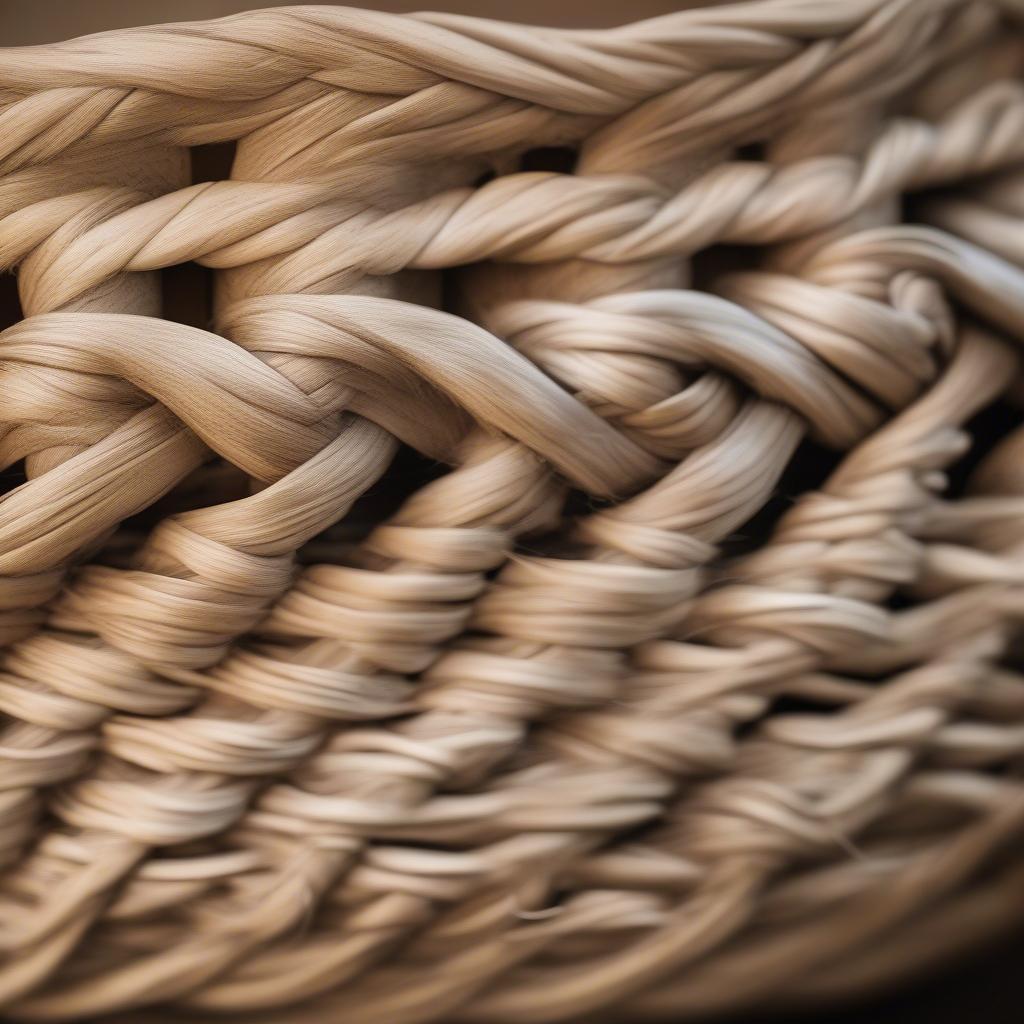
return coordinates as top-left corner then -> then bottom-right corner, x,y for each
0,1 -> 1023,1021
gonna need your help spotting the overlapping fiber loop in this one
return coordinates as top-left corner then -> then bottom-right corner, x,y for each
0,2 -> 1023,1021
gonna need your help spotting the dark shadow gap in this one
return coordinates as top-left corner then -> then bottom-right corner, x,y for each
0,271 -> 22,332
160,261 -> 214,330
191,141 -> 237,184
945,398 -> 1021,498
519,146 -> 577,174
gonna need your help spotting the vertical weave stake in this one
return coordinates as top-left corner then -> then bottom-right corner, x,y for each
0,2 -> 1023,1021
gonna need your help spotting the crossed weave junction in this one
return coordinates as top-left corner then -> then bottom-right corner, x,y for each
0,1 -> 1024,1021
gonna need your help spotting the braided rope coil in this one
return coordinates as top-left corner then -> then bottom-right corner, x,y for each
0,2 -> 1023,1021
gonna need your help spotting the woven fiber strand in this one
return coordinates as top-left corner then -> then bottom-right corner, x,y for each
0,1 -> 1023,1020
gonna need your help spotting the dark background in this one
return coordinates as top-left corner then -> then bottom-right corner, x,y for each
1,1 -> 1021,1021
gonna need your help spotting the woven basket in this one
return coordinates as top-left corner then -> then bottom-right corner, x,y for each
0,1 -> 1023,1021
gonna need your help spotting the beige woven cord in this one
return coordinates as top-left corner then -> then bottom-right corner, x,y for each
0,1 -> 1023,1021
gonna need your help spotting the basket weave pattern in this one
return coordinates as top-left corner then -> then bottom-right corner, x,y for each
1,1 -> 1023,1020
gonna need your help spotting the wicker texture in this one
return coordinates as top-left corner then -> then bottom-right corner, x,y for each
0,1 -> 1023,1020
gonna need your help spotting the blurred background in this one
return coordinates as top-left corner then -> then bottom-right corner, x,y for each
0,1 -> 1021,1021
3,0 -> 691,39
